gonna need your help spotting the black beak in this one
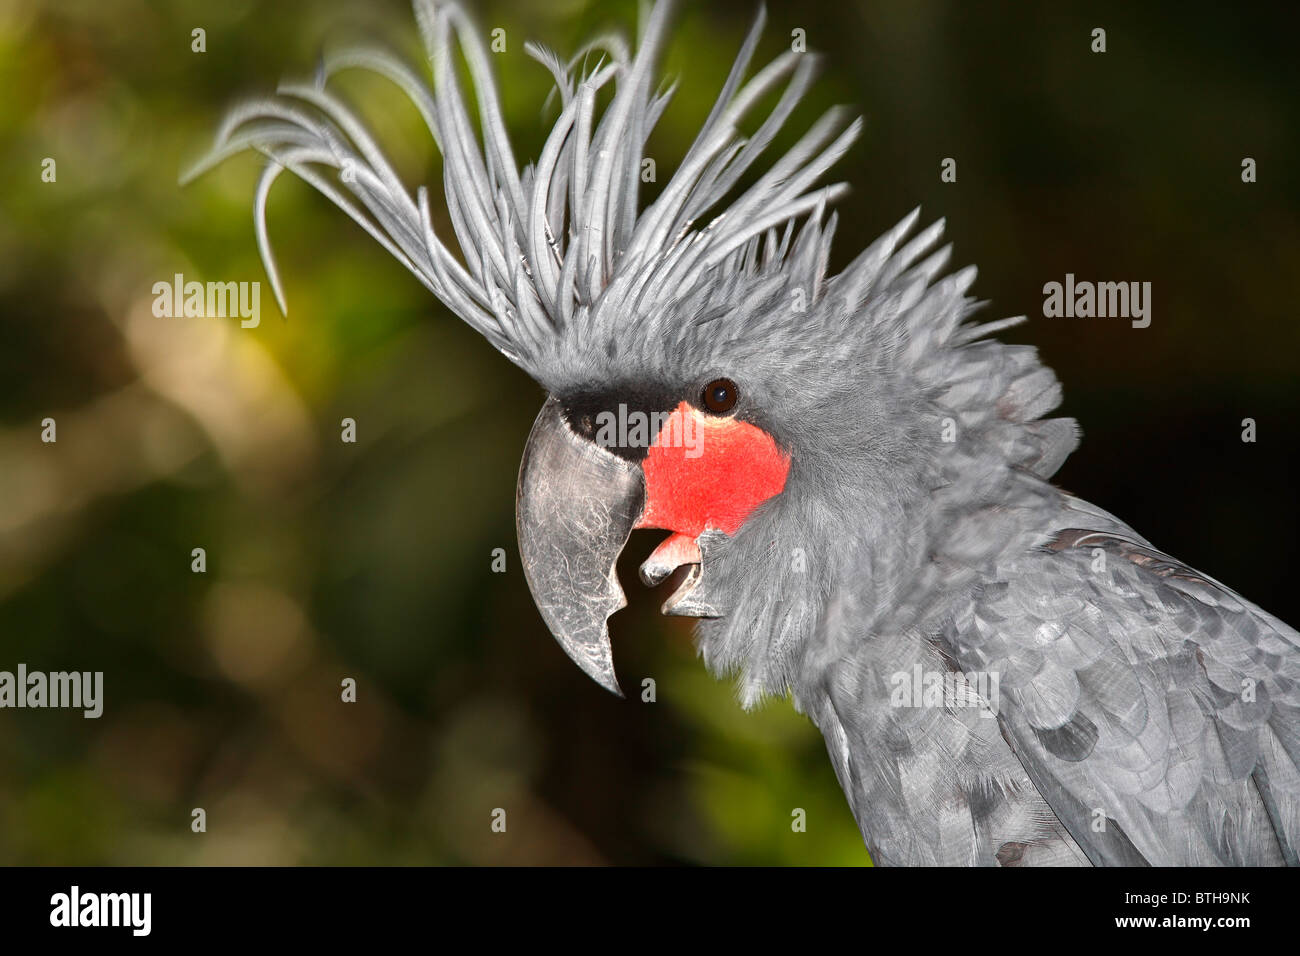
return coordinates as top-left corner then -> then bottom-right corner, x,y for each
516,397 -> 645,696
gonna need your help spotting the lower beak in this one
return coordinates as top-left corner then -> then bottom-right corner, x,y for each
516,397 -> 645,696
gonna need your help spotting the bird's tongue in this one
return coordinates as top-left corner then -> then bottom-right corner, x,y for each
639,533 -> 702,586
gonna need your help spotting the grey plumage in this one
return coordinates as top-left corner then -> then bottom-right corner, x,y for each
190,0 -> 1300,865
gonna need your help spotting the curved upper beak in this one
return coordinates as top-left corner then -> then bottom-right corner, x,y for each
516,397 -> 645,696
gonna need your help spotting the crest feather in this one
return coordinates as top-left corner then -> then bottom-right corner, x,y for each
182,0 -> 859,380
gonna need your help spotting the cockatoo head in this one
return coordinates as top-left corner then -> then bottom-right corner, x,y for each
188,0 -> 1075,705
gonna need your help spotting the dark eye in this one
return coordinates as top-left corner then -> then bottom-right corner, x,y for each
702,378 -> 739,414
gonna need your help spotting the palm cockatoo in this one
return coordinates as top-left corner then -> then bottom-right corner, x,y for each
187,0 -> 1300,865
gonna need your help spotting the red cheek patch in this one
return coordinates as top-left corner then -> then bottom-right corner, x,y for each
635,402 -> 790,538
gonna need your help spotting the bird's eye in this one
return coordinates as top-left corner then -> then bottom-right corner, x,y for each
702,378 -> 739,414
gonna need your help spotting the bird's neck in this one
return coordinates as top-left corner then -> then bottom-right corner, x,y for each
785,468 -> 1084,864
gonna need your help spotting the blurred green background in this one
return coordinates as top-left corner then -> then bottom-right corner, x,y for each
0,0 -> 1296,864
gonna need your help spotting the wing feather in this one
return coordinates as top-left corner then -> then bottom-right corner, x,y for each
948,500 -> 1300,865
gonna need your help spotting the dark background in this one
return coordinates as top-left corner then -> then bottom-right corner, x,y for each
0,0 -> 1296,864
